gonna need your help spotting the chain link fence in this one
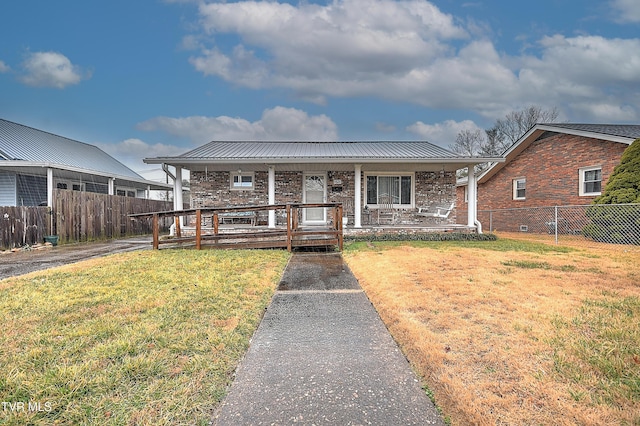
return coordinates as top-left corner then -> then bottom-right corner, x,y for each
478,204 -> 640,247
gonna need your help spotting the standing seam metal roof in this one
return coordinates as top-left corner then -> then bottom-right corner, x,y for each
0,118 -> 143,179
177,140 -> 460,160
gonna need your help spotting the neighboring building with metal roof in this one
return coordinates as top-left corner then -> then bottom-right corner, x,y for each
0,118 -> 171,206
456,123 -> 640,231
145,140 -> 503,231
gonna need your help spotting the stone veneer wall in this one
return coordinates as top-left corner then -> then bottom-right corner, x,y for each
190,169 -> 457,225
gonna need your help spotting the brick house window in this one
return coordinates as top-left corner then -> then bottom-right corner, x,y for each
513,178 -> 526,200
579,166 -> 602,196
231,172 -> 254,190
365,174 -> 413,207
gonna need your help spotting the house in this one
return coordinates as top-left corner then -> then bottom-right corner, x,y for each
456,123 -> 640,230
144,140 -> 502,231
0,118 -> 171,207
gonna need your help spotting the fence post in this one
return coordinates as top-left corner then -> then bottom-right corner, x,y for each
195,209 -> 202,250
152,214 -> 159,250
554,206 -> 559,245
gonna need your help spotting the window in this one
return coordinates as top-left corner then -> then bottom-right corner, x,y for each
579,166 -> 602,196
231,172 -> 254,190
513,178 -> 526,200
365,174 -> 412,206
116,187 -> 136,197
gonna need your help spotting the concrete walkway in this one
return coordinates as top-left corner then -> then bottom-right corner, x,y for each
213,252 -> 445,425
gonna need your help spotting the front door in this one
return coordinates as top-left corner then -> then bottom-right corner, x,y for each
303,173 -> 326,224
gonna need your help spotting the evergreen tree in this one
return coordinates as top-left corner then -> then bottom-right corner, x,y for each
584,139 -> 640,244
593,138 -> 640,204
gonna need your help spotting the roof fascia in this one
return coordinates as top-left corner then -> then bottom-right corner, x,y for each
145,157 -> 505,166
537,124 -> 636,145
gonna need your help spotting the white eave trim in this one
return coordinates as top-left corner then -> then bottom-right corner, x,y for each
145,157 -> 505,166
535,124 -> 636,145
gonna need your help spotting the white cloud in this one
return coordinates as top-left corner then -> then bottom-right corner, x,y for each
0,60 -> 9,73
514,35 -> 640,118
611,0 -> 640,23
20,51 -> 89,89
98,138 -> 186,183
407,119 -> 481,148
137,106 -> 338,143
182,0 -> 640,122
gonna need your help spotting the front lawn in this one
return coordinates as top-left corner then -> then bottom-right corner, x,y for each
344,239 -> 640,425
0,249 -> 290,425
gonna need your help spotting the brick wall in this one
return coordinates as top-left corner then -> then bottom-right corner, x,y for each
478,133 -> 626,211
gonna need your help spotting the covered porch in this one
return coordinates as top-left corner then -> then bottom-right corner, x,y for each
144,141 -> 503,233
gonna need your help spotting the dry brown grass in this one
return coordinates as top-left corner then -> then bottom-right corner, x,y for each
344,239 -> 640,426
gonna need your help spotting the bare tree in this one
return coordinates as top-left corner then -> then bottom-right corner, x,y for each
490,105 -> 560,154
449,129 -> 484,156
451,105 -> 560,157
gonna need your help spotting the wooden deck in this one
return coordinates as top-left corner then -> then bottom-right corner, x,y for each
129,203 -> 344,252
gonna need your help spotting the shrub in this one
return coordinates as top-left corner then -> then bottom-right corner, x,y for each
584,139 -> 640,245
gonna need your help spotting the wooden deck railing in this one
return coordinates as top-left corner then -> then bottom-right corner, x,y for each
129,203 -> 344,252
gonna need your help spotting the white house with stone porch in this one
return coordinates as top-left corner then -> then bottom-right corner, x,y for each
144,141 -> 503,232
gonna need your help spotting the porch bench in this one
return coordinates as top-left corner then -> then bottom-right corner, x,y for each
218,211 -> 258,226
417,202 -> 454,219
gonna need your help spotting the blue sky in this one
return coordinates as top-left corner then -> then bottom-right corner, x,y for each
1,0 -> 639,181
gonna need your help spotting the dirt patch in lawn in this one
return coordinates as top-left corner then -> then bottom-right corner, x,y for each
344,240 -> 640,426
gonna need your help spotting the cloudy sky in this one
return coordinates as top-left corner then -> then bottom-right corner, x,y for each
1,0 -> 639,182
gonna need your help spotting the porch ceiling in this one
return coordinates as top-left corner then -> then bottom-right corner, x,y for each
0,163 -> 171,190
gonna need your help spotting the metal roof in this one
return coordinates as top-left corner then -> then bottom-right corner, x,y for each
145,141 -> 504,166
180,140 -> 459,160
0,118 -> 143,179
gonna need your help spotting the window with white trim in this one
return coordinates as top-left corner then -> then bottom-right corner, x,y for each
231,172 -> 254,190
513,178 -> 526,200
365,174 -> 413,207
116,187 -> 137,197
579,166 -> 602,196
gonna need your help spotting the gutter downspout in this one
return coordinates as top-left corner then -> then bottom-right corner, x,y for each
162,164 -> 179,236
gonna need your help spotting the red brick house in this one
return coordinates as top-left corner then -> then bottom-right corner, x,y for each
145,141 -> 502,231
456,123 -> 640,231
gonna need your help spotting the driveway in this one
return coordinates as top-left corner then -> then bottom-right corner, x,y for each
0,237 -> 152,280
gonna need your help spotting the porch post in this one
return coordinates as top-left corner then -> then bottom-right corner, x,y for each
174,166 -> 183,211
108,178 -> 115,195
467,165 -> 478,230
354,164 -> 362,228
268,165 -> 275,228
46,167 -> 54,208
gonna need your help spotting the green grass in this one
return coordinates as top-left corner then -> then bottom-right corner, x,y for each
550,295 -> 640,406
0,249 -> 290,425
345,236 -> 575,254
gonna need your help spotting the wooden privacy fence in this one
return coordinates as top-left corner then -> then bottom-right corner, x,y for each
130,203 -> 344,252
53,190 -> 174,244
0,190 -> 175,250
0,206 -> 50,249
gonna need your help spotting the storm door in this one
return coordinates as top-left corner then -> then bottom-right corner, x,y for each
303,173 -> 326,224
